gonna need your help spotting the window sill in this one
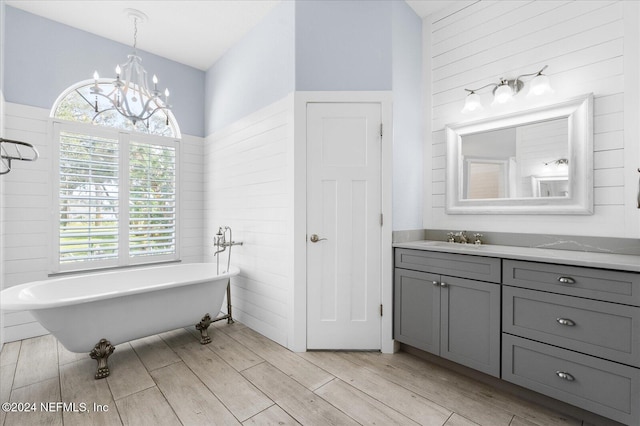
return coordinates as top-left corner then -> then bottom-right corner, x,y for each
49,259 -> 182,278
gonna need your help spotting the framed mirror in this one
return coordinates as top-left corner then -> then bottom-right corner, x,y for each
445,94 -> 593,214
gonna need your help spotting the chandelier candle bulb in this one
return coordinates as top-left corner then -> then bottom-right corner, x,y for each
92,71 -> 100,90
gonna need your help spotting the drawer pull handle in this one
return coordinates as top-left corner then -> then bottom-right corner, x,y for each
557,276 -> 576,284
440,282 -> 448,288
555,371 -> 575,381
556,318 -> 576,326
432,281 -> 440,287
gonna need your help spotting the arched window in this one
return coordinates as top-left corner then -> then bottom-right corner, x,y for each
51,80 -> 180,272
52,79 -> 180,138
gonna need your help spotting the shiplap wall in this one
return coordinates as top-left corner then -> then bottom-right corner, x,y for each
426,0 -> 638,236
0,102 -> 205,342
203,95 -> 293,348
2,103 -> 52,341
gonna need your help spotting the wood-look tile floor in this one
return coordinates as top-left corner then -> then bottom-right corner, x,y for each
0,321 -> 598,426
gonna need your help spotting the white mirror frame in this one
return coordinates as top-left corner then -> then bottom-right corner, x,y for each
445,93 -> 593,215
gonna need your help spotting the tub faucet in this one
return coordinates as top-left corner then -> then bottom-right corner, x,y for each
214,226 -> 243,274
214,227 -> 226,256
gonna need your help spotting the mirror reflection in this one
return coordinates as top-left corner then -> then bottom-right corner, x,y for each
461,117 -> 569,200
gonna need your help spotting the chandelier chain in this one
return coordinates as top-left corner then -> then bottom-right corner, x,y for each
133,17 -> 138,52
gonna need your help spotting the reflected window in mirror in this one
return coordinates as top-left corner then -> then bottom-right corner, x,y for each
460,117 -> 569,200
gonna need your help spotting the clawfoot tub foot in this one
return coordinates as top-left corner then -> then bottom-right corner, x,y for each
90,339 -> 115,380
196,313 -> 212,344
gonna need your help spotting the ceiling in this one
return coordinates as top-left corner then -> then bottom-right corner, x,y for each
6,0 -> 454,71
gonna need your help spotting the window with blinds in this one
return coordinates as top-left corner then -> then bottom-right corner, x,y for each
59,132 -> 120,263
129,141 -> 176,257
54,125 -> 178,271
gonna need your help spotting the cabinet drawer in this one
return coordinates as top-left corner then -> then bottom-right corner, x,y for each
502,334 -> 640,425
395,249 -> 501,283
503,260 -> 640,306
503,286 -> 640,367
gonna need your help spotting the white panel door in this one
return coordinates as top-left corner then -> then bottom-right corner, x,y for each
306,102 -> 382,350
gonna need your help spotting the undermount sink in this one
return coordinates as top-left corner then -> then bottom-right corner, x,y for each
415,240 -> 485,248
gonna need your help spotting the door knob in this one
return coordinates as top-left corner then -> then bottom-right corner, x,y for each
309,234 -> 327,243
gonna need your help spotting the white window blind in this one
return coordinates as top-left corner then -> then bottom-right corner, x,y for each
59,131 -> 120,263
55,124 -> 178,271
129,141 -> 176,257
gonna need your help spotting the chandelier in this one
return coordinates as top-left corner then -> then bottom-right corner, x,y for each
90,9 -> 171,126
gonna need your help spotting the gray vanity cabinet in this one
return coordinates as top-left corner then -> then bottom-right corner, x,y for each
394,249 -> 501,377
394,244 -> 640,425
502,260 -> 640,425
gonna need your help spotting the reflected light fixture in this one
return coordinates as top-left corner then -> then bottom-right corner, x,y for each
462,65 -> 552,113
544,158 -> 569,167
90,9 -> 171,126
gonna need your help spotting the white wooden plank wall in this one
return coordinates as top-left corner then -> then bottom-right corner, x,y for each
179,134 -> 205,264
427,0 -> 632,236
204,96 -> 293,348
1,103 -> 205,342
2,103 -> 52,341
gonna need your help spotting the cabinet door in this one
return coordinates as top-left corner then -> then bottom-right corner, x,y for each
394,268 -> 440,354
440,276 -> 501,377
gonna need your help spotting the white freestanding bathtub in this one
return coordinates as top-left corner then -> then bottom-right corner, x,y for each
0,263 -> 239,378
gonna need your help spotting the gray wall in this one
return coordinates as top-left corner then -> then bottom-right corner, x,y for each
204,0 -> 423,230
204,1 -> 295,136
391,0 -> 423,230
4,6 -> 205,137
295,0 -> 393,91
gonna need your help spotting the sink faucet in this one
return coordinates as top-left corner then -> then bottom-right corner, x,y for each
456,231 -> 468,244
447,231 -> 477,244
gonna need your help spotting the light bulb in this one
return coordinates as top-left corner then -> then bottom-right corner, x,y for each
493,83 -> 513,104
93,71 -> 99,80
528,73 -> 553,96
164,88 -> 170,97
115,65 -> 121,76
152,75 -> 158,85
461,92 -> 483,113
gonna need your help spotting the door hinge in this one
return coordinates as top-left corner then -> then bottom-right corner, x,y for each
380,123 -> 383,137
380,304 -> 383,317
380,213 -> 384,226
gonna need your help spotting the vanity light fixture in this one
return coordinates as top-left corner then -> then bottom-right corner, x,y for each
90,9 -> 171,127
462,65 -> 552,113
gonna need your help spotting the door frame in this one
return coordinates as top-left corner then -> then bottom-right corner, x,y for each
290,91 -> 394,353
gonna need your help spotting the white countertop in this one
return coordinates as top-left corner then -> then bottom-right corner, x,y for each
393,240 -> 640,273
